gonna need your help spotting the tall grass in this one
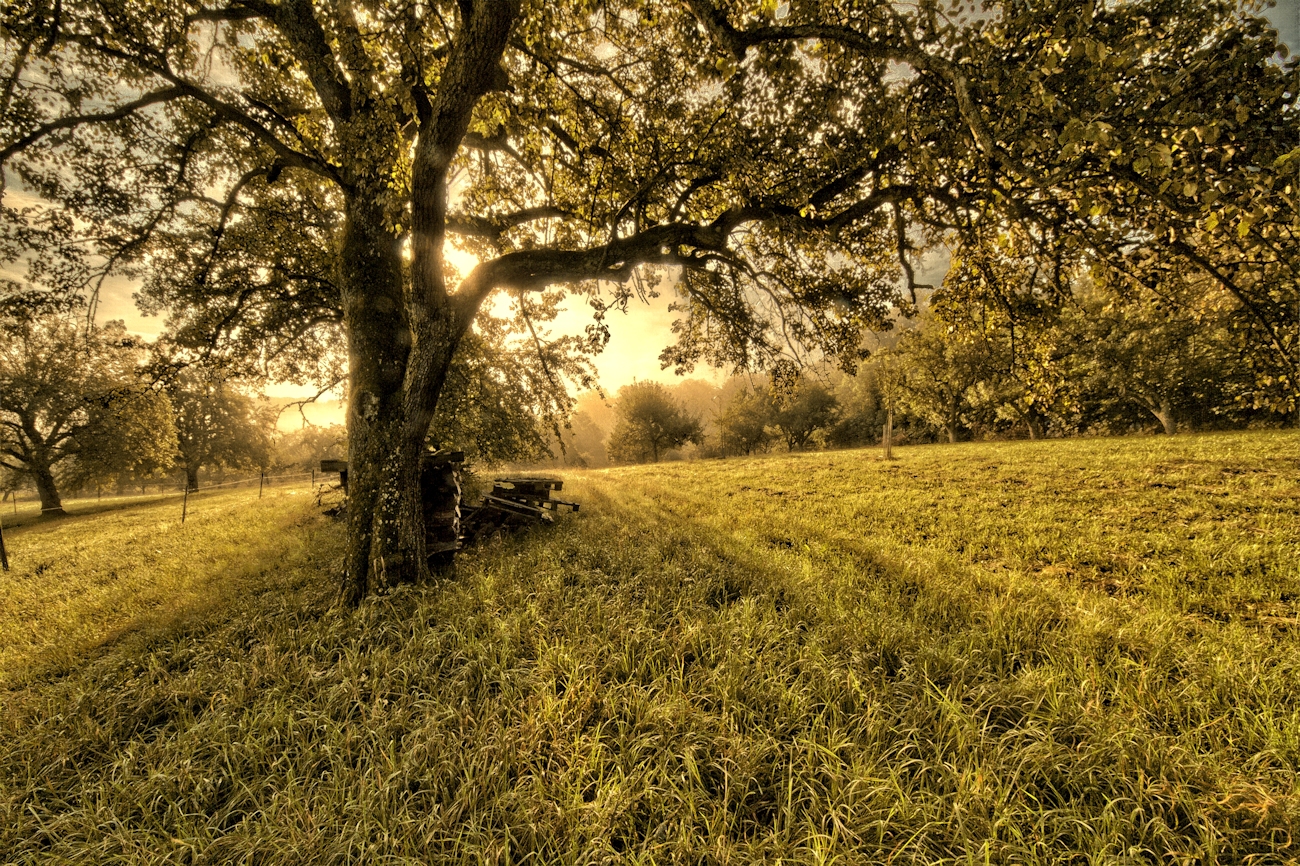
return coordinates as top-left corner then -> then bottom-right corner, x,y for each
1,431 -> 1297,863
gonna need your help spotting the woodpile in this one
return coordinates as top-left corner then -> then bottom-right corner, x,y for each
319,454 -> 577,567
461,477 -> 579,544
420,450 -> 464,570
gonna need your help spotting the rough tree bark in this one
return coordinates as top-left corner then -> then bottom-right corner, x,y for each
30,461 -> 62,515
338,5 -> 515,604
1153,399 -> 1178,436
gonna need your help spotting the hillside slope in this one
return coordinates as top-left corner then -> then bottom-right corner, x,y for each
2,431 -> 1298,863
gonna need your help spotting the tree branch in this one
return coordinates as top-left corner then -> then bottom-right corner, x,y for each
682,0 -> 1045,186
0,87 -> 188,167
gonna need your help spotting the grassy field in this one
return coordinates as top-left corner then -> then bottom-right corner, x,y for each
1,431 -> 1297,863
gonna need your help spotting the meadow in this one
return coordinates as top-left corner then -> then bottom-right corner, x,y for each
1,431 -> 1297,864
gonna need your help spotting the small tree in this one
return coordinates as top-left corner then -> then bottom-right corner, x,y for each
896,325 -> 986,444
770,381 -> 838,452
607,382 -> 703,464
717,387 -> 775,456
168,372 -> 276,490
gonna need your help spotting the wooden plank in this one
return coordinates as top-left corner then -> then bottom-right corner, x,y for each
494,477 -> 563,492
482,494 -> 545,517
481,495 -> 553,522
320,459 -> 348,473
488,488 -> 548,501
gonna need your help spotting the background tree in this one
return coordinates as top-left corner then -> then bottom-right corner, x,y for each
168,371 -> 276,490
896,324 -> 986,444
717,386 -> 774,456
71,387 -> 179,492
769,380 -> 838,451
274,424 -> 347,474
607,382 -> 704,464
1077,277 -> 1248,435
552,411 -> 609,468
0,312 -> 174,513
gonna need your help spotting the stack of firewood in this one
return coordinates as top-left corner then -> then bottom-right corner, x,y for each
319,457 -> 578,563
460,477 -> 579,543
420,450 -> 464,569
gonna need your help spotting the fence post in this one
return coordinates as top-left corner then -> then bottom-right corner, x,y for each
259,472 -> 265,498
311,469 -> 315,486
0,514 -> 9,571
182,486 -> 189,524
883,407 -> 894,461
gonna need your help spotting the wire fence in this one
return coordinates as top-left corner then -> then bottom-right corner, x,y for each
0,468 -> 344,570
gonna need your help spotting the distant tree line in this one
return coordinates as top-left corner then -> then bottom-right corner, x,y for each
553,274 -> 1295,466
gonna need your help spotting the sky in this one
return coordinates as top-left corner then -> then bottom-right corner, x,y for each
1274,0 -> 1300,52
15,0 -> 1299,423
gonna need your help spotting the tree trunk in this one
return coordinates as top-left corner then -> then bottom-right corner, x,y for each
31,462 -> 63,515
185,464 -> 199,491
883,407 -> 893,460
1153,399 -> 1177,435
339,194 -> 417,605
337,195 -> 466,605
335,4 -> 515,605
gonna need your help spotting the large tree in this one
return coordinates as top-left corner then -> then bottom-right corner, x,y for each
2,0 -> 1295,600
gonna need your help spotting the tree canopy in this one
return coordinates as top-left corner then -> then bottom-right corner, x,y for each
607,380 -> 704,463
0,312 -> 176,512
2,0 -> 1295,599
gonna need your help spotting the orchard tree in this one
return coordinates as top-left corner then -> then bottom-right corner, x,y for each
275,423 -> 346,472
896,322 -> 986,443
0,312 -> 176,513
717,386 -> 774,456
553,411 -> 609,468
3,0 -> 1295,600
607,381 -> 703,464
71,385 -> 179,489
168,370 -> 276,490
1078,277 -> 1247,434
770,379 -> 838,451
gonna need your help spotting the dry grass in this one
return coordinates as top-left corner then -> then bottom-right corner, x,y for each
1,430 -> 1297,863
